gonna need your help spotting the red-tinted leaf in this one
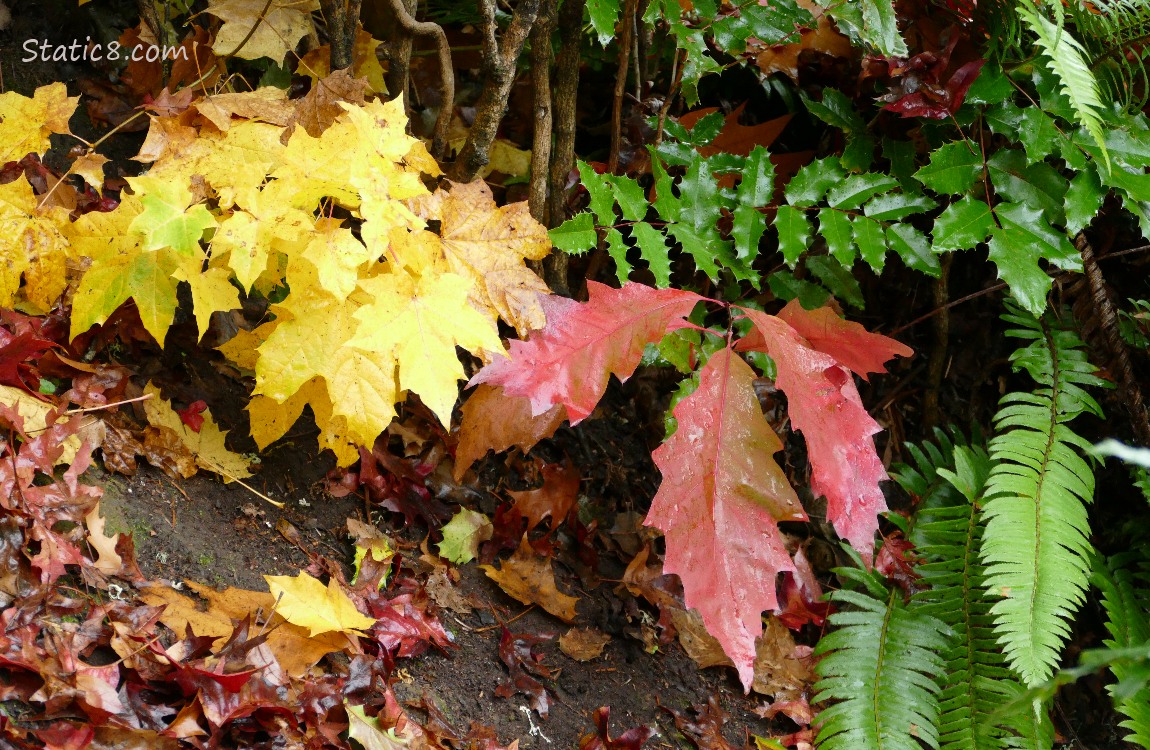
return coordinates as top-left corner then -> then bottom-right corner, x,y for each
493,628 -> 554,717
580,706 -> 653,749
659,696 -> 736,750
775,300 -> 913,380
455,384 -> 566,481
472,282 -> 704,423
875,535 -> 926,597
0,331 -> 56,391
679,104 -> 791,157
774,545 -> 830,630
368,592 -> 454,658
176,400 -> 207,433
509,461 -> 580,532
738,309 -> 895,561
645,347 -> 805,691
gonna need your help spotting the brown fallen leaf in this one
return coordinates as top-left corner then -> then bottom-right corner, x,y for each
752,0 -> 851,81
84,502 -> 122,575
509,461 -> 580,532
481,535 -> 579,623
426,567 -> 474,614
672,607 -> 813,700
455,384 -> 566,481
286,69 -> 369,139
559,627 -> 610,661
678,103 -> 791,157
138,581 -> 347,678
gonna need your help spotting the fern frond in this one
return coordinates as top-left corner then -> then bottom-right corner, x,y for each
1067,0 -> 1150,112
814,556 -> 951,750
1092,549 -> 1150,747
979,306 -> 1107,686
1017,4 -> 1112,172
901,431 -> 1053,750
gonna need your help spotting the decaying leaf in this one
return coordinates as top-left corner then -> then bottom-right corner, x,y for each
142,383 -> 251,482
83,502 -> 121,575
481,536 -> 579,623
509,461 -> 580,532
559,627 -> 610,661
455,384 -> 566,481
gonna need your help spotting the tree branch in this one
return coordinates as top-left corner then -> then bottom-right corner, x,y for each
381,0 -> 455,159
528,0 -> 557,224
450,0 -> 543,182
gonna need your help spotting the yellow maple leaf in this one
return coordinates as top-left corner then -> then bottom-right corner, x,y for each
297,28 -> 388,95
207,0 -> 320,62
415,180 -> 551,335
0,385 -> 93,465
0,177 -> 71,311
171,265 -> 242,341
350,269 -> 505,426
286,218 -> 376,298
142,382 -> 252,482
0,83 -> 78,164
254,295 -> 357,403
135,118 -> 285,207
265,571 -> 375,637
193,87 -> 294,131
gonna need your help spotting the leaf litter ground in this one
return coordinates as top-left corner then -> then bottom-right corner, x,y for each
94,355 -> 783,747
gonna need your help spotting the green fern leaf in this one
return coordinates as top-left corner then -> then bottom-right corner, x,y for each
979,307 -> 1107,686
814,555 -> 950,750
1017,4 -> 1111,172
1091,550 -> 1150,747
900,431 -> 1054,750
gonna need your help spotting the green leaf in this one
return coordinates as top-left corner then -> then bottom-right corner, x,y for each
775,205 -> 811,266
827,173 -> 899,209
852,216 -> 887,272
712,0 -> 813,50
932,196 -> 994,252
863,191 -> 936,221
650,151 -> 679,219
1018,4 -> 1110,171
731,147 -> 774,275
609,175 -> 650,221
914,141 -> 983,195
604,227 -> 632,282
548,213 -> 597,254
989,203 -> 1081,316
437,508 -> 492,564
987,149 -> 1068,224
817,208 -> 855,265
631,222 -> 673,288
577,161 -> 616,225
1016,106 -> 1060,164
882,138 -> 920,189
964,59 -> 1013,106
886,224 -> 939,277
767,270 -> 830,309
128,178 -> 217,255
803,89 -> 874,171
1065,167 -> 1106,234
587,0 -> 621,45
806,255 -> 865,308
785,157 -> 845,207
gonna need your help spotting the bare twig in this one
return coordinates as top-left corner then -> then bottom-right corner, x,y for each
923,253 -> 952,429
528,0 -> 557,223
380,0 -> 417,105
449,0 -> 543,182
608,0 -> 637,173
1076,232 -> 1150,445
382,0 -> 455,159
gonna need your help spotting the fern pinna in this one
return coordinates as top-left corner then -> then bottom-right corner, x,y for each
1091,549 -> 1150,747
896,430 -> 1054,750
979,306 -> 1107,686
812,550 -> 950,750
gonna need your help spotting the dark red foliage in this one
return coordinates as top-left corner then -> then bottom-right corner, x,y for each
774,546 -> 831,630
579,706 -> 653,749
494,627 -> 555,717
867,32 -> 983,119
875,535 -> 926,597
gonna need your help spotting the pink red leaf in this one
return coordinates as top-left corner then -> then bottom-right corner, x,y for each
645,347 -> 805,691
775,300 -> 913,380
737,309 -> 897,561
471,282 -> 704,423
177,400 -> 207,433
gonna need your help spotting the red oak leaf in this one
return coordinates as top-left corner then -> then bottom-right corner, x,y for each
775,300 -> 913,380
471,282 -> 704,423
645,347 -> 805,691
738,309 -> 902,562
775,545 -> 830,630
